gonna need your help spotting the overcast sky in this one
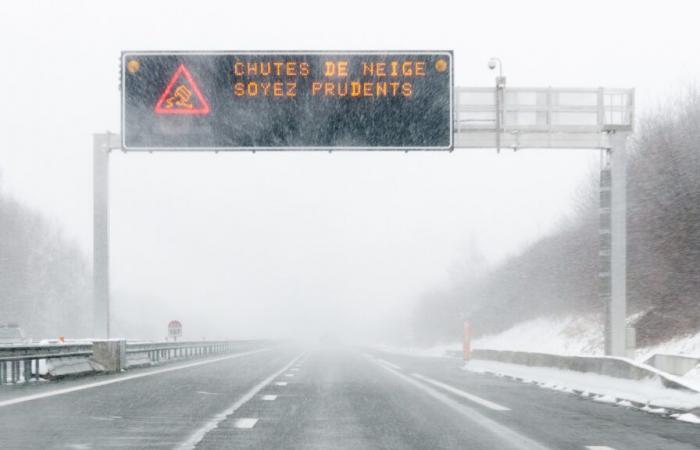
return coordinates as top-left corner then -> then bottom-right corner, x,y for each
0,1 -> 698,341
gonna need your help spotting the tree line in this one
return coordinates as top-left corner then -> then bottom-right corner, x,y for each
0,186 -> 92,339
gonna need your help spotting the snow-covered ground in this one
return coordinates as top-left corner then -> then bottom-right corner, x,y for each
472,315 -> 605,356
468,314 -> 700,388
471,314 -> 700,361
380,314 -> 700,363
463,359 -> 700,423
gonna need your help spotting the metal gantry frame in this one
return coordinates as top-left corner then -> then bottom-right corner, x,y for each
93,86 -> 634,356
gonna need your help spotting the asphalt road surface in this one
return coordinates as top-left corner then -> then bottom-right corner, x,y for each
0,343 -> 698,449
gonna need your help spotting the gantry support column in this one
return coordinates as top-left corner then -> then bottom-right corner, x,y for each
93,134 -> 112,338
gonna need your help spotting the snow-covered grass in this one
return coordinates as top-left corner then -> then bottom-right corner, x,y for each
470,314 -> 700,361
379,314 -> 700,364
472,314 -> 605,356
636,331 -> 700,360
464,359 -> 700,421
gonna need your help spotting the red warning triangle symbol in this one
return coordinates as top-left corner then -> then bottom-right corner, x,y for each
155,64 -> 210,115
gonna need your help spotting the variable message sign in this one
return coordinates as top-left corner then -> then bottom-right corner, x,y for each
121,51 -> 453,150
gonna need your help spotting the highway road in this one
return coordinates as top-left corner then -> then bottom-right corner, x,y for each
0,343 -> 698,449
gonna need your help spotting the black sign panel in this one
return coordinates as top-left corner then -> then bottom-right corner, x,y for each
121,51 -> 453,150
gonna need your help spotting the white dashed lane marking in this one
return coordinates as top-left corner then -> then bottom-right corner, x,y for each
261,395 -> 277,401
274,382 -> 288,386
585,447 -> 616,450
233,418 -> 258,429
374,358 -> 401,370
176,353 -> 303,449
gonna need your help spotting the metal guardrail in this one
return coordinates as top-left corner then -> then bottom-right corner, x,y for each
125,340 -> 241,365
0,340 -> 243,385
0,344 -> 92,384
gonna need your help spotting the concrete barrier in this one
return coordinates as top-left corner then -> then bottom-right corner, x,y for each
643,353 -> 700,377
91,340 -> 127,372
471,349 -> 699,392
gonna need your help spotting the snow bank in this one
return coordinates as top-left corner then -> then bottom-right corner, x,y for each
464,359 -> 700,414
471,314 -> 700,362
636,331 -> 700,360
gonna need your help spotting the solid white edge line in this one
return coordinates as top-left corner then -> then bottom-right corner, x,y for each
0,348 -> 272,409
176,352 -> 304,450
359,353 -> 401,371
412,373 -> 510,411
369,359 -> 550,450
374,358 -> 401,370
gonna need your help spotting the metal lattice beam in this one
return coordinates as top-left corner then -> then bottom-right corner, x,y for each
454,87 -> 634,149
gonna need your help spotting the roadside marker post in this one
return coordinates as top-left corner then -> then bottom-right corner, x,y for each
463,320 -> 471,361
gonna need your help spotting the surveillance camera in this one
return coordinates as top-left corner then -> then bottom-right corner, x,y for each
488,59 -> 497,70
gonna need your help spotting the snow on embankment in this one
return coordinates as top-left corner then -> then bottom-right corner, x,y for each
472,314 -> 700,362
378,313 -> 700,368
636,332 -> 700,361
472,315 -> 604,356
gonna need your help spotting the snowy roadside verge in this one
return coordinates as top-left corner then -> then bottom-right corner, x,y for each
373,342 -> 700,422
464,359 -> 700,424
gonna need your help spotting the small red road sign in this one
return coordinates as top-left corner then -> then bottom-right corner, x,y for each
168,320 -> 183,339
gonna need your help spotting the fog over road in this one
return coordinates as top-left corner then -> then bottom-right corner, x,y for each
0,344 -> 698,450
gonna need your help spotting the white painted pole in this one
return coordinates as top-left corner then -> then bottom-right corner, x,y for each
93,134 -> 111,339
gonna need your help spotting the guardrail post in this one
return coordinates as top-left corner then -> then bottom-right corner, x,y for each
23,360 -> 31,383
